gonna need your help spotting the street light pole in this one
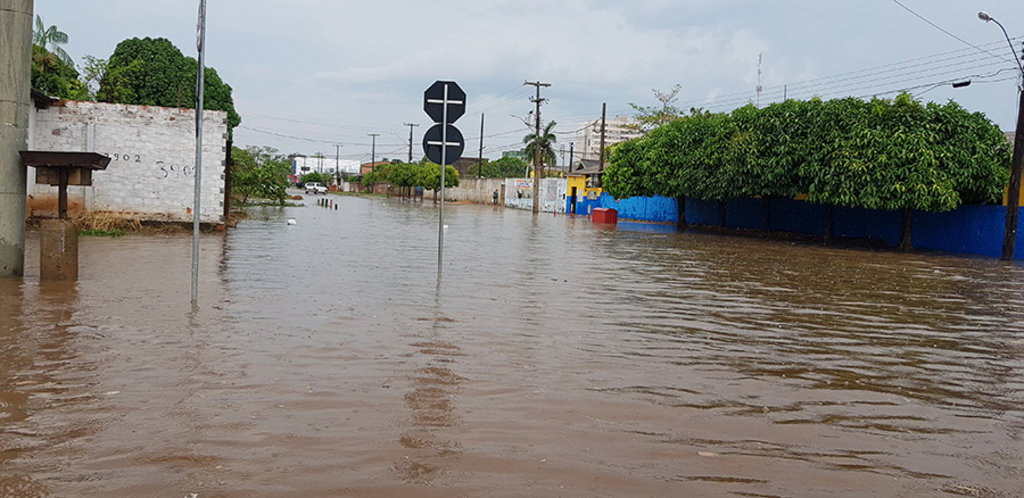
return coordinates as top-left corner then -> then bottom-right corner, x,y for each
979,11 -> 1024,260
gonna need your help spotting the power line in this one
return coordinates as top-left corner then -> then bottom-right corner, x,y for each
891,0 -> 1005,62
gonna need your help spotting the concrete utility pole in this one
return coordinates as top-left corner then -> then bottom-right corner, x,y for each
0,0 -> 33,277
403,123 -> 418,163
334,144 -> 341,184
368,133 -> 379,171
598,102 -> 607,172
524,80 -> 550,214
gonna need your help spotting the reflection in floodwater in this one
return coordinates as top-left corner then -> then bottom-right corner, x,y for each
1,196 -> 1023,497
394,311 -> 465,484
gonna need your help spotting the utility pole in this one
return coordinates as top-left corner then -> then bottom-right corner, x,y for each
334,144 -> 342,184
403,123 -> 418,163
524,80 -> 550,214
598,102 -> 607,172
0,0 -> 32,277
568,142 -> 574,172
1003,86 -> 1024,260
368,133 -> 379,172
478,113 -> 484,178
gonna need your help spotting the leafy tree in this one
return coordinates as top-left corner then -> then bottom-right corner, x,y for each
604,94 -> 1011,248
33,15 -> 72,66
78,55 -> 107,99
471,156 -> 530,178
31,45 -> 88,100
300,171 -> 330,186
97,37 -> 240,136
524,120 -> 557,169
418,163 -> 460,202
30,16 -> 87,100
628,84 -> 686,134
231,146 -> 291,205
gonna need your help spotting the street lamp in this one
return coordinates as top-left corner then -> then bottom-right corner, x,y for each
979,10 -> 1024,260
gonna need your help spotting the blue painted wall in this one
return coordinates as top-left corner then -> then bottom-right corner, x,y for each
591,193 -> 1024,259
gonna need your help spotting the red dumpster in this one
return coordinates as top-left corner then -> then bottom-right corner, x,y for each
592,208 -> 618,224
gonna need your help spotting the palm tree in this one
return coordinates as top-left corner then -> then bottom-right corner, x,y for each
523,120 -> 558,169
33,15 -> 73,66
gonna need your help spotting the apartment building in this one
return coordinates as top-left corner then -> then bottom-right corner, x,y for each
574,115 -> 641,162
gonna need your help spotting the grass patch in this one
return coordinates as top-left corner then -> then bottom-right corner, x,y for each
74,211 -> 143,233
80,228 -> 127,237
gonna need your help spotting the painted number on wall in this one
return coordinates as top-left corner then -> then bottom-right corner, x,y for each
156,161 -> 194,179
104,152 -> 142,163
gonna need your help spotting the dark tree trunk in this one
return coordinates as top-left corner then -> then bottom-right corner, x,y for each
825,205 -> 835,243
676,196 -> 687,231
899,208 -> 913,251
761,197 -> 772,233
718,201 -> 727,228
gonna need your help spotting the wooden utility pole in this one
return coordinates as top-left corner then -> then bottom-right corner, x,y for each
525,80 -> 550,213
478,113 -> 484,178
1002,88 -> 1024,260
404,123 -> 418,163
598,102 -> 607,172
568,142 -> 574,172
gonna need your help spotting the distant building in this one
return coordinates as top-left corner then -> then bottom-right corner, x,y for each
575,116 -> 641,162
293,156 -> 360,176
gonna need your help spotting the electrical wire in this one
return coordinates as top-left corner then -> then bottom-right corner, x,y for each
891,0 -> 1006,63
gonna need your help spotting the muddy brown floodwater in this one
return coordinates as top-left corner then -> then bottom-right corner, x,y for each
2,195 -> 1024,497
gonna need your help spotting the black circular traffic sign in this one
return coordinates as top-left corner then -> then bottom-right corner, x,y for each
423,81 -> 466,124
422,124 -> 464,166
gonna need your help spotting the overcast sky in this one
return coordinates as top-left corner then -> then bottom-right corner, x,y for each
36,0 -> 1024,163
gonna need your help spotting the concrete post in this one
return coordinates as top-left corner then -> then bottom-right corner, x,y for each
39,219 -> 77,281
0,0 -> 33,277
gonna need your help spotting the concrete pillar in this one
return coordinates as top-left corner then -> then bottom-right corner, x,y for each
0,0 -> 33,277
39,219 -> 77,281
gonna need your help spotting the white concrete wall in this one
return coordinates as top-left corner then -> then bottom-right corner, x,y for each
445,178 -> 505,204
504,177 -> 566,213
28,101 -> 228,223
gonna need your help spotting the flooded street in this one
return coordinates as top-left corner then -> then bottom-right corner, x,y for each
2,195 -> 1024,497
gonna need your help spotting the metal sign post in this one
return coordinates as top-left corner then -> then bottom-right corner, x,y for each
191,0 -> 206,306
422,81 -> 466,279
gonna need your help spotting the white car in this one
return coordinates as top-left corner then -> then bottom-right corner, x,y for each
304,182 -> 328,195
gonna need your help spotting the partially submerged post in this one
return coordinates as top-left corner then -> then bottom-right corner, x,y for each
19,151 -> 110,280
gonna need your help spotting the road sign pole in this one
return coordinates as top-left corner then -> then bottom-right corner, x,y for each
438,83 -> 448,280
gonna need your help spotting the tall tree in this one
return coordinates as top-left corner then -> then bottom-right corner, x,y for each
628,84 -> 685,134
97,37 -> 241,136
523,120 -> 558,171
33,15 -> 72,66
231,146 -> 291,205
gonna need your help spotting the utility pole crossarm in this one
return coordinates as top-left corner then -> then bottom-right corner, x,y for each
404,123 -> 419,163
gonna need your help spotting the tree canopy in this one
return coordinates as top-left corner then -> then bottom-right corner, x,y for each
472,156 -> 530,178
362,160 -> 459,192
604,95 -> 1011,213
231,146 -> 291,205
30,16 -> 88,100
97,37 -> 240,135
523,121 -> 558,167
